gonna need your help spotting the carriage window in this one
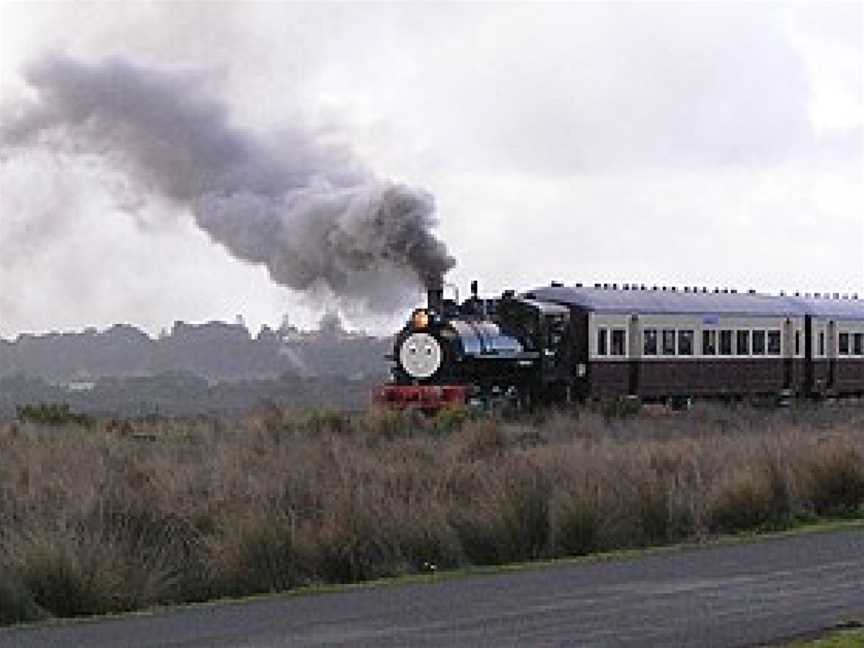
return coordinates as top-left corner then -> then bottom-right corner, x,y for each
662,329 -> 676,355
795,330 -> 801,356
678,330 -> 694,356
611,329 -> 626,356
819,331 -> 825,356
702,330 -> 717,355
737,330 -> 750,356
720,330 -> 733,356
597,328 -> 608,356
643,329 -> 658,355
767,330 -> 781,355
839,332 -> 850,355
855,333 -> 864,356
752,330 -> 766,355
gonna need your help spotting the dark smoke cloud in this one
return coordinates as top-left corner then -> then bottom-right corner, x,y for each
1,55 -> 455,310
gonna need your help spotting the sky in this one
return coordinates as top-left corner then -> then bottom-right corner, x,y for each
0,2 -> 861,338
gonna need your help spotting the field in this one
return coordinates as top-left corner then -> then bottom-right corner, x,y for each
2,401 -> 864,625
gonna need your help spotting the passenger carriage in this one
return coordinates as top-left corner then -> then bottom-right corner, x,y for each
527,285 -> 864,402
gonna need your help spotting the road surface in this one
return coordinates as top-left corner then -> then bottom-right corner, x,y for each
2,527 -> 863,647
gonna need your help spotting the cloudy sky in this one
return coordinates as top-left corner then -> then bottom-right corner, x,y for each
0,2 -> 861,338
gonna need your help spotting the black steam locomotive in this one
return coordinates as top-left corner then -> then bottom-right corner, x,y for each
374,280 -> 864,411
375,282 -> 572,410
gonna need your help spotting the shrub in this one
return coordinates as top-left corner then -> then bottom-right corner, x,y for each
706,470 -> 779,533
304,408 -> 351,436
498,458 -> 551,560
450,458 -> 550,564
600,396 -> 642,421
314,501 -> 402,583
14,539 -> 113,617
432,406 -> 472,435
361,408 -> 422,441
390,508 -> 464,572
550,488 -> 601,556
456,419 -> 509,462
808,440 -> 864,516
5,510 -> 204,619
0,570 -> 45,625
16,403 -> 92,427
634,477 -> 673,544
209,512 -> 316,596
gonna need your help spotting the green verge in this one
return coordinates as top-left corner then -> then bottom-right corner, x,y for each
784,622 -> 864,647
5,516 -> 864,633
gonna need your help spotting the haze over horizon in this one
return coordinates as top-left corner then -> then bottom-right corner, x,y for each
1,3 -> 861,337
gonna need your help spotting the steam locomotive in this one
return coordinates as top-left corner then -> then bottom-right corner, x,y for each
373,280 -> 864,411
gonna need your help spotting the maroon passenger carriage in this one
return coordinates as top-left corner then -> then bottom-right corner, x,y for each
374,281 -> 864,412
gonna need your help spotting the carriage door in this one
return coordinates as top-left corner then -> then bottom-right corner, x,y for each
827,320 -> 836,389
628,314 -> 640,396
783,318 -> 793,391
804,316 -> 814,395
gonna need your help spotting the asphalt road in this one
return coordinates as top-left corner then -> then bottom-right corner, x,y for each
3,528 -> 863,648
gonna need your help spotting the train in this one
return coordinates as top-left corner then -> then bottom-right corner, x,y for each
373,280 -> 864,411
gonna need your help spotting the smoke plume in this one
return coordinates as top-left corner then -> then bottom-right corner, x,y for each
1,55 -> 455,310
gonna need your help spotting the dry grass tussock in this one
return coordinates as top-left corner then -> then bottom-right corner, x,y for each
1,402 -> 863,625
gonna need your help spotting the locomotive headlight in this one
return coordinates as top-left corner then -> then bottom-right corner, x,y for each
412,309 -> 430,330
399,332 -> 442,379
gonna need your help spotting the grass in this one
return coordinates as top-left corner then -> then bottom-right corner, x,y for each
793,631 -> 864,647
2,401 -> 864,626
783,621 -> 864,647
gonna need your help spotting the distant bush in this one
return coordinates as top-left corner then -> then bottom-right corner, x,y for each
16,403 -> 92,427
600,396 -> 642,421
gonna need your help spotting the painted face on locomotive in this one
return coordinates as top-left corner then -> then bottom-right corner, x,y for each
398,331 -> 443,379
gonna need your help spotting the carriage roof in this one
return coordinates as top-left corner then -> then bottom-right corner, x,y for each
526,285 -> 864,320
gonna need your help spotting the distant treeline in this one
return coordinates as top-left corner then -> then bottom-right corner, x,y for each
0,317 -> 391,419
0,319 -> 390,383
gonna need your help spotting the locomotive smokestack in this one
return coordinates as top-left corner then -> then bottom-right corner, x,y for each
427,275 -> 444,314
